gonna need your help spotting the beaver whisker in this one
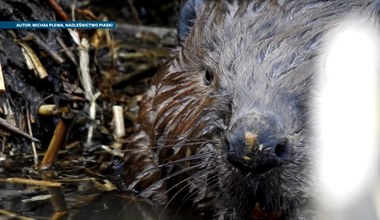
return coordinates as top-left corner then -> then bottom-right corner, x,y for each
123,136 -> 215,142
209,118 -> 228,131
157,152 -> 215,168
159,169 -> 216,220
155,161 -> 215,184
174,181 -> 220,217
292,119 -> 312,135
122,152 -> 216,186
147,133 -> 222,142
149,141 -> 218,149
120,141 -> 217,153
164,168 -> 215,197
173,170 -> 221,219
132,161 -> 215,202
123,137 -> 209,144
159,181 -> 192,220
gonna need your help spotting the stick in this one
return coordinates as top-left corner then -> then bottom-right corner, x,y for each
0,177 -> 61,187
113,24 -> 177,46
0,209 -> 34,220
112,105 -> 125,140
57,36 -> 77,65
40,119 -> 68,168
19,42 -> 48,80
0,60 -> 5,94
78,38 -> 93,101
26,108 -> 38,165
30,34 -> 65,64
47,0 -> 70,21
0,118 -> 40,142
38,104 -> 58,116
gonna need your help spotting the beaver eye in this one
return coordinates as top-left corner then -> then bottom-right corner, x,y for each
204,70 -> 214,86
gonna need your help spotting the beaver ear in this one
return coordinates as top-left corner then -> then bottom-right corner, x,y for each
178,0 -> 205,42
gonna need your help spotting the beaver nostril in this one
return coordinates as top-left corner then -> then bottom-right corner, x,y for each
274,138 -> 289,159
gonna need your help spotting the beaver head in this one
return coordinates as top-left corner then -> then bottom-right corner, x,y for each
122,0 -> 377,219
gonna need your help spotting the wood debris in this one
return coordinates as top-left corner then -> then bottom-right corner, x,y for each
0,0 -> 178,218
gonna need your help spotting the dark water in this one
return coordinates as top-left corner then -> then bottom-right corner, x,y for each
0,180 -> 199,220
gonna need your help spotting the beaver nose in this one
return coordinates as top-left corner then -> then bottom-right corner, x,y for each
225,130 -> 289,175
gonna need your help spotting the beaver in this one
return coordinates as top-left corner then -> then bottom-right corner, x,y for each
120,0 -> 379,219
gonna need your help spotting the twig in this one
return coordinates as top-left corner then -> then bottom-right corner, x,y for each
19,42 -> 48,79
112,106 -> 125,140
78,38 -> 100,146
68,29 -> 81,46
22,194 -> 51,203
64,140 -> 81,150
116,24 -> 176,38
101,145 -> 123,157
40,119 -> 68,169
93,179 -> 117,192
1,136 -> 5,162
0,209 -> 35,220
78,38 -> 93,101
111,64 -> 152,87
37,104 -> 69,116
39,118 -> 69,215
113,24 -> 177,46
0,60 -> 5,94
0,118 -> 40,142
87,92 -> 100,145
38,104 -> 58,116
48,0 -> 70,21
23,34 -> 65,64
70,0 -> 76,21
35,36 -> 64,63
57,37 -> 77,65
26,108 -> 38,166
127,0 -> 142,25
0,177 -> 61,187
54,178 -> 96,183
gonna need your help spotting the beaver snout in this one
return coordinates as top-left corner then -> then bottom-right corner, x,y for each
225,114 -> 290,175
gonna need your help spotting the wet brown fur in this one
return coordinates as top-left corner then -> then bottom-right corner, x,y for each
121,0 -> 378,219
